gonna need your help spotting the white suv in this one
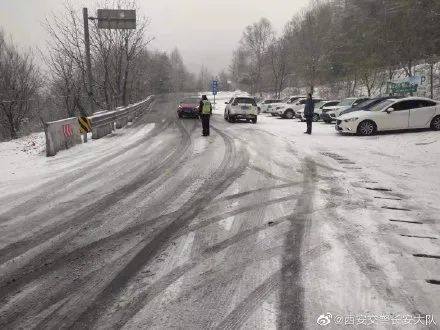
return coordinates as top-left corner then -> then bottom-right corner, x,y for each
268,95 -> 306,118
258,99 -> 283,113
297,100 -> 340,121
274,97 -> 309,119
224,96 -> 258,123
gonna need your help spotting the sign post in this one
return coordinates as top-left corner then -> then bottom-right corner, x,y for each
211,80 -> 218,105
82,8 -> 96,143
82,8 -> 137,142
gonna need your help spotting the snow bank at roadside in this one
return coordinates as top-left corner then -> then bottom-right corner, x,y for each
0,123 -> 155,197
0,132 -> 46,156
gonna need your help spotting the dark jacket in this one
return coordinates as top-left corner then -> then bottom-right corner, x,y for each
199,100 -> 212,115
304,98 -> 315,118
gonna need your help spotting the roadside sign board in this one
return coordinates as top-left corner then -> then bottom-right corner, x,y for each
388,76 -> 426,95
389,82 -> 417,94
97,9 -> 136,29
211,80 -> 218,95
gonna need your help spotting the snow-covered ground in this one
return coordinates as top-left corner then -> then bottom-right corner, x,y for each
255,113 -> 440,208
0,123 -> 155,197
1,92 -> 439,328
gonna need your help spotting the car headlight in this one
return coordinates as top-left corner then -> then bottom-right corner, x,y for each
344,117 -> 358,122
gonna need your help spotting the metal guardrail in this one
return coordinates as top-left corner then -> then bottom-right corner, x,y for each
88,95 -> 155,139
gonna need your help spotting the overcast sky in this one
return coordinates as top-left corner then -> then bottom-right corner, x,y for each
0,0 -> 310,74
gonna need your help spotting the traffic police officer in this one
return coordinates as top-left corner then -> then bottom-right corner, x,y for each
199,95 -> 212,136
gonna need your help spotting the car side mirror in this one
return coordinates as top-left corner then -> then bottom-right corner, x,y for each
385,107 -> 395,114
232,102 -> 238,106
225,102 -> 228,104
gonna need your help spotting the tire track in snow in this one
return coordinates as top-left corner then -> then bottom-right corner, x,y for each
0,114 -> 198,327
35,124 -> 248,328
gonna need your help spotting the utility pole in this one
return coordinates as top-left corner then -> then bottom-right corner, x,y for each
82,7 -> 96,142
430,62 -> 434,99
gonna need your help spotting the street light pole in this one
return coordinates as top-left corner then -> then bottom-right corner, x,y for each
82,7 -> 96,142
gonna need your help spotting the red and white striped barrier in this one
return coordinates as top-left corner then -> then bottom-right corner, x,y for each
62,124 -> 74,138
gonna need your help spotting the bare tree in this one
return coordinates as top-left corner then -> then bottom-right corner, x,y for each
240,18 -> 274,95
268,37 -> 289,98
44,0 -> 153,115
197,65 -> 212,92
0,31 -> 41,139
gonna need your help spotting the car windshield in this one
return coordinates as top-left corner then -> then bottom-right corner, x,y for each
235,97 -> 256,105
358,98 -> 388,110
354,99 -> 375,109
181,98 -> 199,104
370,100 -> 394,112
339,98 -> 356,106
287,97 -> 301,103
315,101 -> 325,108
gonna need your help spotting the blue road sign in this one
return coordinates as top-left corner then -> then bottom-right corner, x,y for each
212,80 -> 218,95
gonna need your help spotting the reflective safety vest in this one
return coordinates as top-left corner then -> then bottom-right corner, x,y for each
202,100 -> 211,114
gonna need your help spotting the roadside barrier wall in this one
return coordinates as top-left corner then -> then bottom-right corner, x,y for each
44,95 -> 155,157
44,117 -> 82,157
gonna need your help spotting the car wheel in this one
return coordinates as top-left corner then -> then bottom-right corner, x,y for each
357,120 -> 377,136
251,117 -> 257,124
229,114 -> 235,123
284,110 -> 294,119
313,113 -> 320,122
430,115 -> 440,130
324,119 -> 332,124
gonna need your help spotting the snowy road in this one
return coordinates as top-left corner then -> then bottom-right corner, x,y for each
1,93 -> 440,329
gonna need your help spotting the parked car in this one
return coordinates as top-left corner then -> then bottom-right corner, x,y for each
322,97 -> 370,123
270,95 -> 307,117
336,97 -> 440,135
339,96 -> 397,116
177,96 -> 200,118
274,96 -> 310,119
224,96 -> 258,123
298,100 -> 340,122
258,99 -> 283,113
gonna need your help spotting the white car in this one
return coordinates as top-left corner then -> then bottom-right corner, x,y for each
336,97 -> 440,135
322,97 -> 369,123
274,96 -> 308,119
258,99 -> 283,113
266,97 -> 300,116
298,100 -> 340,122
224,96 -> 258,123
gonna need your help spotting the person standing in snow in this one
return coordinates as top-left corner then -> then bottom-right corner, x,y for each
304,93 -> 314,135
199,95 -> 212,136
